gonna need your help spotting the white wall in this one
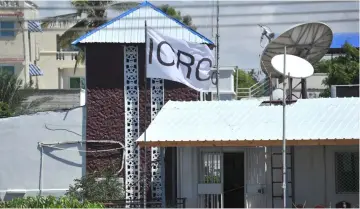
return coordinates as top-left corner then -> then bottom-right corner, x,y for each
0,107 -> 85,201
294,145 -> 359,207
177,145 -> 359,208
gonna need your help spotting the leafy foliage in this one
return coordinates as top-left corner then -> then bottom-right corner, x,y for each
314,43 -> 359,97
235,67 -> 257,88
159,4 -> 196,30
0,102 -> 12,118
0,196 -> 104,208
0,72 -> 53,117
66,171 -> 125,201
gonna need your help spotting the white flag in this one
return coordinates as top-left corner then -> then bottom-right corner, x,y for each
146,28 -> 214,92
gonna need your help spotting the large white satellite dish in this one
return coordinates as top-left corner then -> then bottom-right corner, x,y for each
271,54 -> 314,79
260,22 -> 333,78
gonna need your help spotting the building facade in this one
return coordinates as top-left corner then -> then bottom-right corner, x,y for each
0,0 -> 42,84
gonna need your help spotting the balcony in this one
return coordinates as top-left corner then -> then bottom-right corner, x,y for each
38,51 -> 84,69
0,1 -> 19,8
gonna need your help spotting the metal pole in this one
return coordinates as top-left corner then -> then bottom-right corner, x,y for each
215,0 -> 220,101
282,46 -> 287,208
143,20 -> 148,208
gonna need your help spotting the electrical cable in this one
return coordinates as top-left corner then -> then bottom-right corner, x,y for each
10,1 -> 353,10
21,9 -> 360,21
3,18 -> 358,32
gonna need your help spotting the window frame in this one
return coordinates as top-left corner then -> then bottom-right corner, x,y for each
334,151 -> 359,194
69,77 -> 85,89
0,21 -> 16,37
0,65 -> 15,75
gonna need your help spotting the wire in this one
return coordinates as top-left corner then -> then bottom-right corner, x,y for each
8,1 -> 353,10
41,144 -> 122,152
3,18 -> 358,32
20,9 -> 359,21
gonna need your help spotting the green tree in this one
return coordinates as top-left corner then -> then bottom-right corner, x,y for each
41,1 -> 196,73
314,43 -> 359,97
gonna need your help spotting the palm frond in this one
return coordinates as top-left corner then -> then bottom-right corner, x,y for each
58,19 -> 89,49
109,1 -> 140,11
41,13 -> 81,28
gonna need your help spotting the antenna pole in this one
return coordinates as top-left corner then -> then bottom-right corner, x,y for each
215,0 -> 220,100
282,46 -> 287,209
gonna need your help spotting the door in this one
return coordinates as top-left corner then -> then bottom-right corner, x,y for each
245,147 -> 268,208
198,151 -> 222,208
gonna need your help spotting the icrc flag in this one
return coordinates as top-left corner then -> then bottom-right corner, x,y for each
146,28 -> 214,92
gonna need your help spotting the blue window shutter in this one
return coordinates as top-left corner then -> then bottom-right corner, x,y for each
0,21 -> 15,37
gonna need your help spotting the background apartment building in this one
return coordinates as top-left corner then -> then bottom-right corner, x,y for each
36,16 -> 85,89
0,0 -> 85,90
0,0 -> 42,85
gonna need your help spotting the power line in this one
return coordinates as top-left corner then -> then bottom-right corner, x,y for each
2,18 -> 358,32
23,9 -> 359,21
2,1 -> 354,10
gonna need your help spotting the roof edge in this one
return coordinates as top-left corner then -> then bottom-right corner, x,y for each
72,1 -> 214,45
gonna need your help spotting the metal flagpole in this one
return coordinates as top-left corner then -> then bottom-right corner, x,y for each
143,20 -> 148,209
282,46 -> 287,208
215,0 -> 220,100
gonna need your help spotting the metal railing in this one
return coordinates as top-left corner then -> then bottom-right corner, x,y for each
236,77 -> 271,99
102,198 -> 186,208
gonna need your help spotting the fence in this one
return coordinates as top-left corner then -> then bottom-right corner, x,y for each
103,198 -> 186,208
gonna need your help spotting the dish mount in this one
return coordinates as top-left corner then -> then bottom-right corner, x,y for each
260,22 -> 333,100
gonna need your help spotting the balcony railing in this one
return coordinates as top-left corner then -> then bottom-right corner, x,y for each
0,1 -> 19,7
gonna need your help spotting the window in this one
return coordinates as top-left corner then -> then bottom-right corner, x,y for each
0,66 -> 15,75
69,77 -> 85,89
335,152 -> 359,193
0,21 -> 15,37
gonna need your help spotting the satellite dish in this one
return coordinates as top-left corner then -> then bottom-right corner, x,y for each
260,22 -> 333,78
272,88 -> 284,100
271,54 -> 314,78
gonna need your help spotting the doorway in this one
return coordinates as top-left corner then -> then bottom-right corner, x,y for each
223,152 -> 245,208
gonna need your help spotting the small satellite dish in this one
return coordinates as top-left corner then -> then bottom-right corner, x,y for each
271,54 -> 314,78
260,22 -> 333,78
272,88 -> 284,100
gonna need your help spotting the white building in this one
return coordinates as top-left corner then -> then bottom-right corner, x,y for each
138,97 -> 359,208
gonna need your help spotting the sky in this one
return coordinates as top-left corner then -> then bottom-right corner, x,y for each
34,0 -> 359,70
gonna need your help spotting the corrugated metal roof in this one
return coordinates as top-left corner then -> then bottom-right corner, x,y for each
72,1 -> 213,45
137,98 -> 360,142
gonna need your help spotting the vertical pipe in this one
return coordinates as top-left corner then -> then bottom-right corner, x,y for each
143,20 -> 148,208
269,73 -> 273,105
282,47 -> 287,208
301,79 -> 307,99
160,148 -> 166,207
39,145 -> 43,196
288,78 -> 293,100
215,0 -> 220,101
172,148 -> 176,205
220,151 -> 224,208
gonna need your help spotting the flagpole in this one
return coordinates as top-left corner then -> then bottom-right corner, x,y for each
143,20 -> 148,209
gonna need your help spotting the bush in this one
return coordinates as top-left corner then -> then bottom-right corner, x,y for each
0,196 -> 104,208
66,170 -> 125,201
0,102 -> 12,118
